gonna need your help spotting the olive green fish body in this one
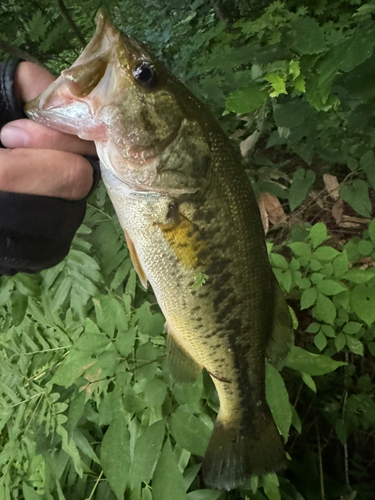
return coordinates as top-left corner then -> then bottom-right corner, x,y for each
26,10 -> 292,490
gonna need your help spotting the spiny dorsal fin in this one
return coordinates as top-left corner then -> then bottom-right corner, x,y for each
266,280 -> 294,370
123,230 -> 147,289
166,327 -> 202,384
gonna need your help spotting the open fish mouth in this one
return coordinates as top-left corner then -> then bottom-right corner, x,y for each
25,10 -> 121,141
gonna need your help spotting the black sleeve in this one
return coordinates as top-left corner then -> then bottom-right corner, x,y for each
0,59 -> 100,276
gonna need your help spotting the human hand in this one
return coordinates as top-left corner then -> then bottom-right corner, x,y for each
0,62 -> 97,200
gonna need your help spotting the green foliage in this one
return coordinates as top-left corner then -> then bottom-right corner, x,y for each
0,1 -> 375,499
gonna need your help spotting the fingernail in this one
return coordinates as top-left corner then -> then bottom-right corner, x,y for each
1,124 -> 29,148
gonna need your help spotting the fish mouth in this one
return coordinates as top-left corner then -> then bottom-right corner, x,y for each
25,10 -> 120,141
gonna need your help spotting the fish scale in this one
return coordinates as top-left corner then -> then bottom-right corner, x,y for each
26,10 -> 293,490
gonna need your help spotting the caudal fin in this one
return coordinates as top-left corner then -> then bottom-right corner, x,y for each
202,406 -> 285,490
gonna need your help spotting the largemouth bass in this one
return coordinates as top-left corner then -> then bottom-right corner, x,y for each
26,10 -> 293,490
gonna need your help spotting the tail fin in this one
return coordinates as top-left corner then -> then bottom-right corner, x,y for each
202,406 -> 285,491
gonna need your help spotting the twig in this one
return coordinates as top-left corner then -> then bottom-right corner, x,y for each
128,355 -> 166,373
0,38 -> 51,72
343,352 -> 350,488
55,0 -> 86,48
315,421 -> 326,500
88,470 -> 103,500
293,383 -> 303,407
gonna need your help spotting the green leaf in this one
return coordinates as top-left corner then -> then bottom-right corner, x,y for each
313,247 -> 340,261
289,18 -> 326,55
262,473 -> 281,500
143,379 -> 168,407
316,279 -> 347,296
340,180 -> 372,218
314,331 -> 327,351
11,290 -> 28,327
301,372 -> 316,392
333,253 -> 349,278
101,413 -> 131,499
186,490 -> 222,500
130,420 -> 165,487
265,362 -> 291,441
350,284 -> 375,326
368,342 -> 375,356
94,295 -> 128,337
321,325 -> 335,338
307,22 -> 375,109
306,322 -> 320,333
310,222 -> 328,249
285,346 -> 345,375
335,332 -> 346,352
225,84 -> 268,114
173,376 -> 204,414
269,253 -> 289,270
346,335 -> 364,356
138,303 -> 165,337
280,270 -> 292,292
125,268 -> 137,298
369,220 -> 375,246
123,386 -> 147,413
360,150 -> 375,189
152,439 -> 187,500
343,322 -> 362,335
265,72 -> 287,97
343,269 -> 375,283
358,240 -> 373,256
289,169 -> 316,211
111,258 -> 132,290
23,483 -> 42,500
315,293 -> 336,325
52,276 -> 71,311
73,428 -> 100,464
115,327 -> 136,357
288,242 -> 311,257
300,287 -> 318,310
169,409 -> 211,456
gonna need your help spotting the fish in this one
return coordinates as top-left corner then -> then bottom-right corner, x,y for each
26,10 -> 293,490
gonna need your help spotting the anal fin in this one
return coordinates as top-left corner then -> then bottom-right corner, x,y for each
266,279 -> 294,369
124,230 -> 147,289
166,327 -> 202,384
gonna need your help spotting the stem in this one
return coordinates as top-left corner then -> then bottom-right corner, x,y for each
316,422 -> 326,500
343,353 -> 350,488
88,470 -> 103,500
55,0 -> 87,48
128,355 -> 166,373
0,38 -> 51,72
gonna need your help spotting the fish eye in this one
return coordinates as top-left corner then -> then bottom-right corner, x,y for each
132,61 -> 158,89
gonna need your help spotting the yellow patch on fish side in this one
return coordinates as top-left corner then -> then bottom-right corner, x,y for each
157,213 -> 208,269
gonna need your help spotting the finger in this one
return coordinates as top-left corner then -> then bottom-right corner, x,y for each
0,149 -> 95,200
14,62 -> 55,102
1,120 -> 97,157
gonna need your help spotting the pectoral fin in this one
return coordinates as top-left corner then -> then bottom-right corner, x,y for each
167,327 -> 202,383
124,230 -> 147,289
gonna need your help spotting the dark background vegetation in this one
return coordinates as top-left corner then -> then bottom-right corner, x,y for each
0,1 -> 375,499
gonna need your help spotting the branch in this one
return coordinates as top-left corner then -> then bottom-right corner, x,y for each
0,38 -> 52,72
55,0 -> 86,48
